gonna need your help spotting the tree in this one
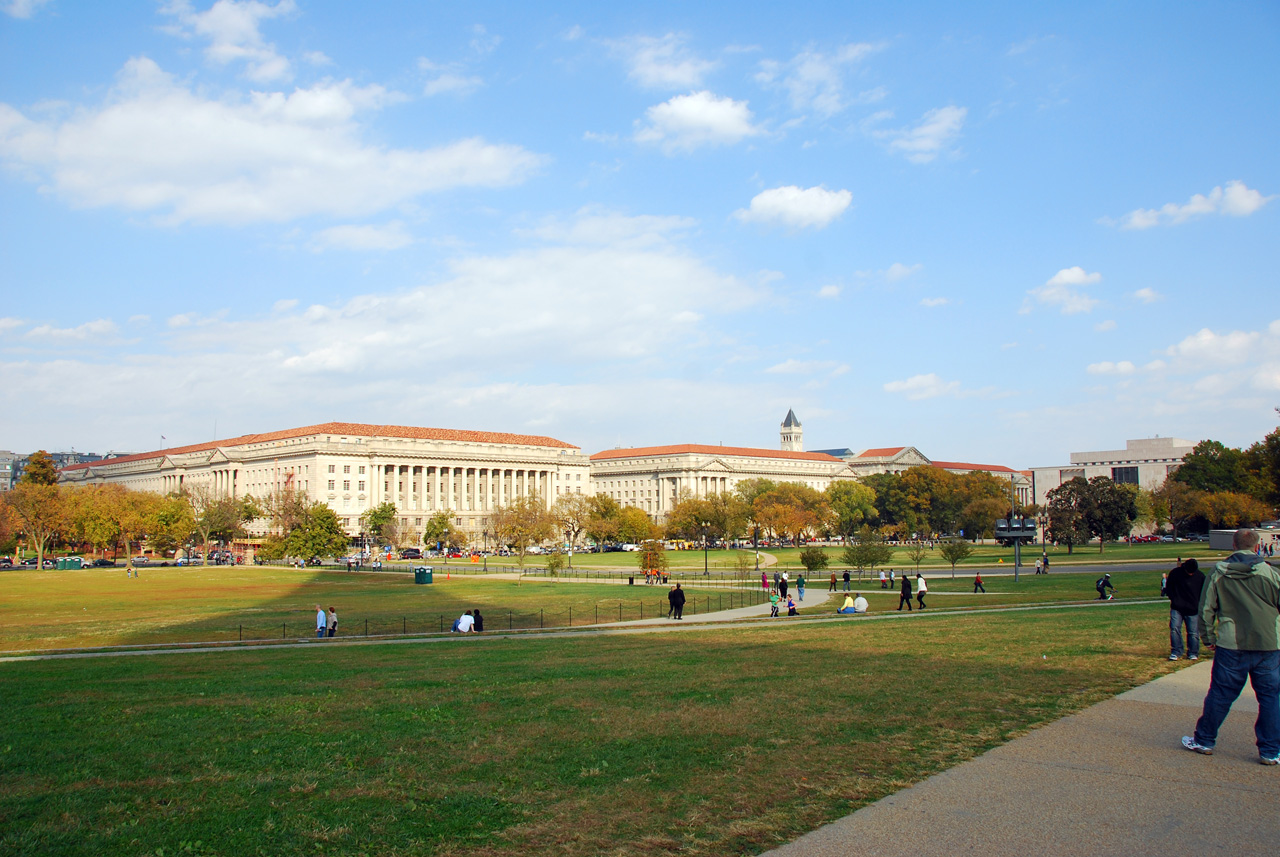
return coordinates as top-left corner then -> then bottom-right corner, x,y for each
939,539 -> 973,577
664,495 -> 713,541
827,480 -> 877,541
19,450 -> 59,486
285,502 -> 351,560
585,495 -> 622,546
840,525 -> 893,576
422,511 -> 459,551
360,501 -> 398,548
149,493 -> 196,558
959,497 -> 1007,540
905,541 -> 928,571
799,547 -> 830,573
552,493 -> 593,553
1083,476 -> 1138,552
638,539 -> 669,575
1173,440 -> 1261,497
752,483 -> 828,546
1045,477 -> 1092,554
187,486 -> 255,563
617,506 -> 657,543
492,493 -> 555,569
1244,418 -> 1280,508
1152,480 -> 1205,538
4,482 -> 68,568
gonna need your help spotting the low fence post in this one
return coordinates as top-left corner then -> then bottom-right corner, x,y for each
239,624 -> 242,642
509,611 -> 512,630
439,615 -> 443,633
403,617 -> 406,635
282,622 -> 286,639
569,606 -> 572,627
365,618 -> 368,636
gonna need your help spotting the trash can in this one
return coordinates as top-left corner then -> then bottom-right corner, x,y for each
628,575 -> 634,585
414,566 -> 433,585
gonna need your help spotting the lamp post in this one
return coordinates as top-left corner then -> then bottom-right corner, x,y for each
482,529 -> 489,570
753,526 -> 760,571
702,524 -> 709,577
566,529 -> 573,569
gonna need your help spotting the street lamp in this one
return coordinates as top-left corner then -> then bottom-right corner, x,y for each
753,526 -> 760,571
702,524 -> 709,577
566,529 -> 573,569
482,529 -> 489,570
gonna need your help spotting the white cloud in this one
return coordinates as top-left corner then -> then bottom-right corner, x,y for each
1109,181 -> 1275,229
754,42 -> 885,117
520,207 -> 696,249
1095,319 -> 1116,332
3,0 -> 51,19
0,316 -> 24,331
818,285 -> 841,299
634,91 -> 761,154
161,0 -> 297,83
883,373 -> 961,400
878,106 -> 967,163
418,58 -> 483,97
1028,266 -> 1102,314
26,318 -> 118,340
0,58 -> 544,225
609,33 -> 716,89
734,185 -> 851,229
765,359 -> 849,376
1086,360 -> 1134,375
1165,327 -> 1260,367
920,297 -> 949,308
272,299 -> 298,312
312,221 -> 413,251
884,262 -> 922,282
1132,288 -> 1161,304
469,24 -> 501,57
563,25 -> 584,41
302,50 -> 331,66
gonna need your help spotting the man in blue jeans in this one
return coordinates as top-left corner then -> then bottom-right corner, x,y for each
1166,558 -> 1206,660
1183,529 -> 1280,765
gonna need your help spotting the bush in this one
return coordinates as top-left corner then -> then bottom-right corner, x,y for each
799,547 -> 830,572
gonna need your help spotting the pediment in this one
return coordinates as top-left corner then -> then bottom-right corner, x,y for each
696,459 -> 735,473
893,447 -> 931,466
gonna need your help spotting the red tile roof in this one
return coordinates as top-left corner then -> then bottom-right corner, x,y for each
856,447 -> 907,458
61,422 -> 579,471
931,460 -> 1018,474
591,444 -> 844,463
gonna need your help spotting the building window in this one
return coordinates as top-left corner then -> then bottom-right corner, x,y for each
343,465 -> 351,474
359,466 -> 365,474
328,465 -> 335,473
328,480 -> 335,490
1111,466 -> 1139,485
358,481 -> 365,491
343,480 -> 351,490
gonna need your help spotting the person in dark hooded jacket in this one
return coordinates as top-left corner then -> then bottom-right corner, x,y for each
1165,559 -> 1205,660
897,573 -> 913,611
672,583 -> 686,619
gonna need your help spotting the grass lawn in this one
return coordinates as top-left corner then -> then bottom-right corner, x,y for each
1,600 -> 1184,857
0,567 -> 773,652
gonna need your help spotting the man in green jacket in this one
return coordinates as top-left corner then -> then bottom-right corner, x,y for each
1182,529 -> 1280,765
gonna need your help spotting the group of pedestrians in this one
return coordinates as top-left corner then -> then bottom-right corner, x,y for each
452,609 -> 484,632
897,573 -> 928,610
667,583 -> 686,619
315,604 -> 337,638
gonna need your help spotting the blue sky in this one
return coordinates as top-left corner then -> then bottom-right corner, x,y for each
2,1 -> 1277,468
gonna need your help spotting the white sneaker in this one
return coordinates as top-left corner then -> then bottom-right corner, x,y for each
1169,654 -> 1179,661
1182,736 -> 1213,755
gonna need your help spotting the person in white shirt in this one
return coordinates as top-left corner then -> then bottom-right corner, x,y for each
916,574 -> 928,609
456,611 -> 475,632
316,605 -> 327,639
853,594 -> 869,613
879,569 -> 887,589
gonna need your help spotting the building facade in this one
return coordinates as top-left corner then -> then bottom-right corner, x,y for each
813,445 -> 1032,505
0,450 -> 14,491
589,443 -> 859,520
60,422 -> 590,543
1028,437 -> 1196,505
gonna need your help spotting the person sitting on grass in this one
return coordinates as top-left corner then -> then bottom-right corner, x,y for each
454,610 -> 475,632
853,593 -> 868,613
838,594 -> 857,614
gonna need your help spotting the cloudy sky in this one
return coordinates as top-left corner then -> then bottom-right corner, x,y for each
2,1 -> 1277,467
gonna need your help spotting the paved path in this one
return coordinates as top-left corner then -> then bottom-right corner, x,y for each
764,660 -> 1279,856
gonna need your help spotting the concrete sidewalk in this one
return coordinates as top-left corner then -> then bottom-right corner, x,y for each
766,661 -> 1278,856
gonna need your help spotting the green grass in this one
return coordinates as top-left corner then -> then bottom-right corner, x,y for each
1,601 -> 1184,857
0,567 -> 772,651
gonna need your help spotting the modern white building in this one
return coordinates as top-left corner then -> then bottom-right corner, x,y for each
60,422 -> 590,542
1028,436 -> 1197,505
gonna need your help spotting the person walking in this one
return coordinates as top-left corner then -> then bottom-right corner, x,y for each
315,604 -> 327,639
1167,560 -> 1203,660
1042,554 -> 1050,574
667,585 -> 678,619
829,571 -> 837,592
973,571 -> 985,594
672,583 -> 686,620
842,570 -> 851,591
1182,529 -> 1280,764
797,573 -> 806,601
889,569 -> 895,588
762,570 -> 769,593
1035,557 -> 1043,575
780,571 -> 789,598
326,606 -> 337,638
879,569 -> 888,589
897,573 -> 913,611
916,574 -> 928,609
769,590 -> 780,617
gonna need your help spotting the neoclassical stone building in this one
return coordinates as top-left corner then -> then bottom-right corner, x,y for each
60,422 -> 590,541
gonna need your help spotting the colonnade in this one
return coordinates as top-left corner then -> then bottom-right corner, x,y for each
368,462 -> 557,513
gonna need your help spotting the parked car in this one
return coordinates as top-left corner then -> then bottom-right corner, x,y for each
399,548 -> 422,560
93,558 -> 116,568
0,557 -> 12,568
21,557 -> 38,567
132,556 -> 150,564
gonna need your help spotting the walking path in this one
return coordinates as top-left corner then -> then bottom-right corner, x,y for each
764,660 -> 1279,856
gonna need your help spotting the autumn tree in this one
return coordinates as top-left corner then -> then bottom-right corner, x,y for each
19,450 -> 59,486
939,538 -> 974,576
841,525 -> 893,576
187,485 -> 256,563
616,506 -> 657,544
638,539 -> 669,575
1045,477 -> 1092,554
422,511 -> 460,550
4,482 -> 68,568
492,493 -> 555,569
552,492 -> 593,553
584,495 -> 622,546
